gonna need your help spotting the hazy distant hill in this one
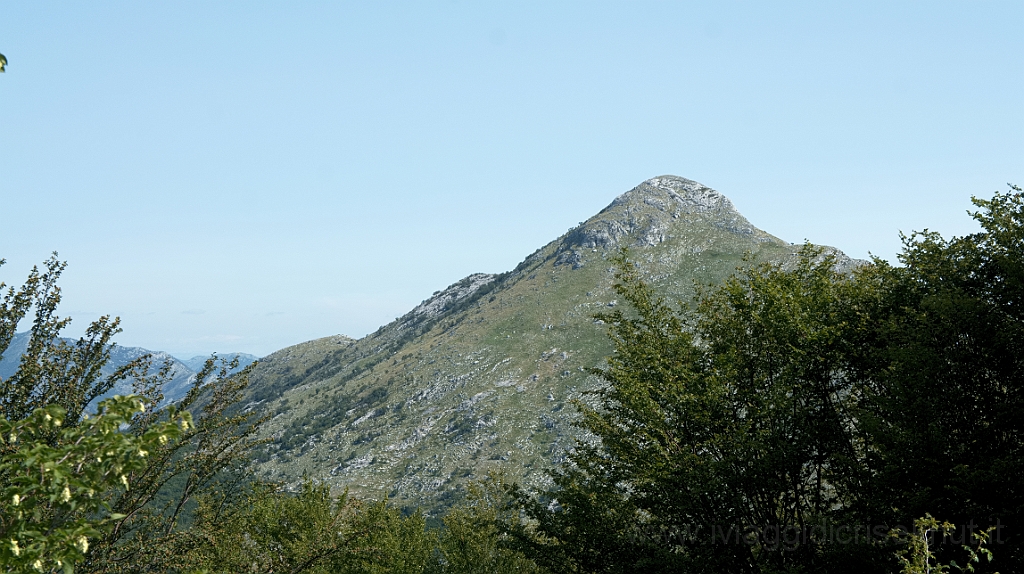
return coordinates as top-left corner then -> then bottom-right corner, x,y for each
179,353 -> 258,374
244,176 -> 862,513
0,332 -> 256,408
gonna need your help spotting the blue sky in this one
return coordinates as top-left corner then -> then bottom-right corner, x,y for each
1,2 -> 1021,357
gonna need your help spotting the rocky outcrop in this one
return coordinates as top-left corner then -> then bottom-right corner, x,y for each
554,175 -> 772,269
397,273 -> 498,330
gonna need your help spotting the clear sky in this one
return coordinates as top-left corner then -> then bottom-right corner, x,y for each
1,2 -> 1021,358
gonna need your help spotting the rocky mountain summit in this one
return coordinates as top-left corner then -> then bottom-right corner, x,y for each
244,176 -> 859,513
574,176 -> 758,248
553,176 -> 773,269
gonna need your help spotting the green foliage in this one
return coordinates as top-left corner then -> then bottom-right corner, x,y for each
0,255 -> 269,572
891,515 -> 998,574
0,255 -> 145,426
852,185 -> 1024,567
182,479 -> 358,572
82,356 -> 270,571
180,478 -> 433,573
433,475 -> 545,574
510,245 -> 875,572
0,396 -> 187,573
509,184 -> 1023,573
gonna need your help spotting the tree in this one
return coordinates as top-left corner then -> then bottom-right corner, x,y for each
0,255 -> 268,572
852,185 -> 1024,569
890,515 -> 997,574
0,254 -> 462,573
509,245 -> 878,572
80,357 -> 269,572
180,478 -> 435,573
0,396 -> 188,573
432,474 -> 545,574
0,256 -> 143,426
509,185 -> 1024,573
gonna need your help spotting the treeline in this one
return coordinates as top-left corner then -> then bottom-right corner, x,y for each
1,185 -> 1021,573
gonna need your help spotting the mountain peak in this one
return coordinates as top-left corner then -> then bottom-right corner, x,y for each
619,175 -> 737,214
552,175 -> 771,268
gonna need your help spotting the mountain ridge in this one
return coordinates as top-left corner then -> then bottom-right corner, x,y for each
240,176 -> 861,513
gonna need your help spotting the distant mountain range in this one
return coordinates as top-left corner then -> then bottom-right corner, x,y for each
0,331 -> 257,407
240,176 -> 862,514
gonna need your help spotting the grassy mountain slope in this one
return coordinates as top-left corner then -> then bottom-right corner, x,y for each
246,176 -> 859,513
